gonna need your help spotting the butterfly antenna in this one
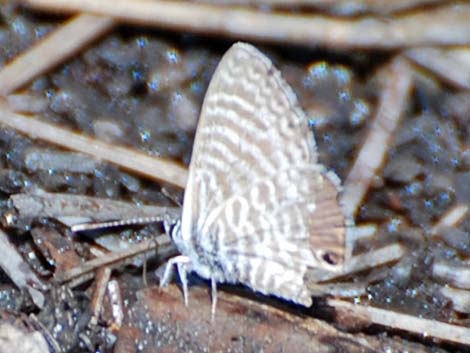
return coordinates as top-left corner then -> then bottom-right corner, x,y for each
161,187 -> 183,207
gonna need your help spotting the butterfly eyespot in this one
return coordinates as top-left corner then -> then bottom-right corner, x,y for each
319,250 -> 342,266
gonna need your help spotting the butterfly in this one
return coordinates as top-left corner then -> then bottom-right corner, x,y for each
161,42 -> 347,317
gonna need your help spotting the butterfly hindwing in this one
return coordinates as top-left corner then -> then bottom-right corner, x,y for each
200,164 -> 345,305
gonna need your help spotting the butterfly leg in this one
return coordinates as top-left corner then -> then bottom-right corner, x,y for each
160,255 -> 191,306
211,276 -> 217,321
176,258 -> 191,306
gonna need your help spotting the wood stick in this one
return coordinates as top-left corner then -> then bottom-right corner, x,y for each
0,100 -> 188,187
406,47 -> 470,90
329,299 -> 470,345
55,236 -> 171,285
192,0 -> 454,15
342,57 -> 412,218
20,0 -> 470,48
0,14 -> 115,95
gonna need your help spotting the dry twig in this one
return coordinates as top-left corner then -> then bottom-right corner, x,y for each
406,47 -> 470,90
440,286 -> 470,314
328,299 -> 470,345
11,191 -> 180,227
0,228 -> 46,307
194,0 -> 454,15
24,149 -> 99,174
55,236 -> 172,286
342,57 -> 413,218
106,279 -> 124,331
345,224 -> 377,260
432,261 -> 470,289
0,14 -> 115,95
19,0 -> 470,48
0,100 -> 188,187
431,203 -> 469,234
89,267 -> 112,326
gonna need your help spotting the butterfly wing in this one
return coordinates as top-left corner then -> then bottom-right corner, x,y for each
179,42 -> 346,304
182,42 -> 317,241
205,164 -> 345,305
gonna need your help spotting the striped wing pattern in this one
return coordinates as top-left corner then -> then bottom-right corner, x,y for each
176,42 -> 345,306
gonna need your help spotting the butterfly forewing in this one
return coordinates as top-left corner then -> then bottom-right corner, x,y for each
182,43 -> 317,237
178,42 -> 346,306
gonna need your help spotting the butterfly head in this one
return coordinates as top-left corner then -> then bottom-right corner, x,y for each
169,219 -> 185,250
169,219 -> 198,272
